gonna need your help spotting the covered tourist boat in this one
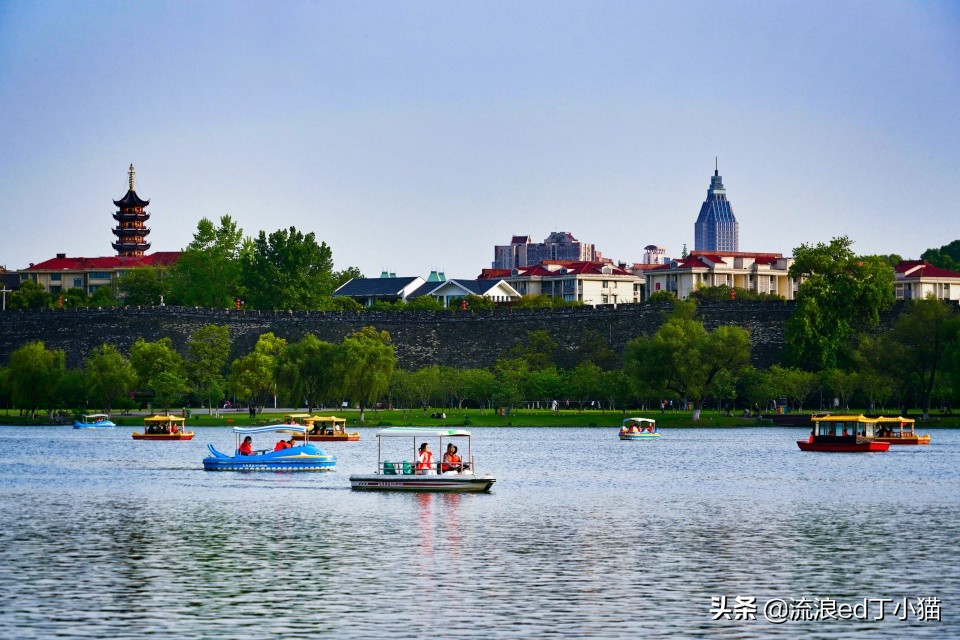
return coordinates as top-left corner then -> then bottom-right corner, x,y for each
619,417 -> 659,440
203,425 -> 336,471
874,416 -> 931,445
798,415 -> 890,452
295,415 -> 360,442
350,427 -> 495,492
73,413 -> 115,429
132,415 -> 194,441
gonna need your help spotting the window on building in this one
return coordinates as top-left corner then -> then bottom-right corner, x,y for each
51,273 -> 62,282
74,277 -> 82,288
20,273 -> 28,281
90,272 -> 112,280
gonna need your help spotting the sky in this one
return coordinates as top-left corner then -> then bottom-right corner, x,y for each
1,1 -> 958,278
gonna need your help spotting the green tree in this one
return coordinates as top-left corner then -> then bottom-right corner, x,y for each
89,286 -> 118,307
168,215 -> 244,307
785,236 -> 894,371
460,294 -> 495,312
387,369 -> 415,416
491,357 -> 529,412
187,324 -> 231,414
506,329 -> 558,371
888,297 -> 960,419
920,240 -> 960,272
239,226 -> 338,310
772,365 -> 819,412
57,368 -> 91,415
525,367 -> 565,410
117,266 -> 170,306
279,334 -> 336,413
567,361 -> 602,411
7,341 -> 65,416
331,327 -> 396,423
461,368 -> 496,414
853,335 -> 900,411
408,365 -> 442,413
10,280 -> 50,310
572,328 -> 619,370
821,369 -> 859,410
228,333 -> 288,416
646,290 -> 677,304
129,338 -> 189,412
405,296 -> 445,311
624,310 -> 751,420
86,343 -> 136,414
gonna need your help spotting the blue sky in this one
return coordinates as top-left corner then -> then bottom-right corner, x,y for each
1,1 -> 958,277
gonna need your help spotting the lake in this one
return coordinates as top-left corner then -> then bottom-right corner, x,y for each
0,424 -> 956,638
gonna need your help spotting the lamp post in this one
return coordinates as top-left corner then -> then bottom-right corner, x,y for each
0,286 -> 10,311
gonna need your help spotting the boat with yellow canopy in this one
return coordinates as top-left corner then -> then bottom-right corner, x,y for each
291,415 -> 360,441
132,415 -> 195,441
873,416 -> 931,445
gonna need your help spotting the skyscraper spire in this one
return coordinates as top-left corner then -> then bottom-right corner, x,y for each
694,162 -> 739,252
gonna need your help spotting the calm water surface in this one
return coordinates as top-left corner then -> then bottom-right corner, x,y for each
0,424 -> 956,638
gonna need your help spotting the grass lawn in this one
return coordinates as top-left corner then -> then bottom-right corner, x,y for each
4,408 -> 958,428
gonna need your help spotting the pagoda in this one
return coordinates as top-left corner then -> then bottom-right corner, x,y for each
112,163 -> 151,257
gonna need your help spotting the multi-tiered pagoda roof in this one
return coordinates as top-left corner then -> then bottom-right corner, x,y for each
112,163 -> 151,257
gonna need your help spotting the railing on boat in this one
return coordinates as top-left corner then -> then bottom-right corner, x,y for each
377,457 -> 476,475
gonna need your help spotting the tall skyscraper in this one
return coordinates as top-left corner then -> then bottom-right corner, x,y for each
694,162 -> 739,252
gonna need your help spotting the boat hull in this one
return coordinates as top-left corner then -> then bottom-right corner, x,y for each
133,432 -> 195,441
292,433 -> 360,442
349,473 -> 495,493
874,435 -> 931,445
203,443 -> 336,471
619,433 -> 660,440
797,440 -> 889,452
73,421 -> 115,429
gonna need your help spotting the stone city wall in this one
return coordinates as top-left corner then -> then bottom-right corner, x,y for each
0,301 -> 803,370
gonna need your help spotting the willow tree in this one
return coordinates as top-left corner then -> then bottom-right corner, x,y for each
332,327 -> 396,423
86,343 -> 136,414
7,341 -> 65,417
278,333 -> 336,414
228,333 -> 287,415
625,307 -> 751,421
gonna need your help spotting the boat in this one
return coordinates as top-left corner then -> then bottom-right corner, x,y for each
873,416 -> 931,445
203,425 -> 337,471
619,417 -> 659,440
797,414 -> 890,452
281,413 -> 312,425
73,413 -> 116,429
293,415 -> 360,442
349,427 -> 495,492
132,415 -> 195,441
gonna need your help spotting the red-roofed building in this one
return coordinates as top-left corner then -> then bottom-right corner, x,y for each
643,251 -> 796,300
479,260 -> 643,305
894,261 -> 960,301
18,252 -> 181,296
14,165 -> 181,296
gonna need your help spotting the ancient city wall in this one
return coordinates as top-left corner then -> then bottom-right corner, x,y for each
0,301 -> 801,370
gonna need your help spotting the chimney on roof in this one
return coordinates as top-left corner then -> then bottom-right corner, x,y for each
57,253 -> 66,259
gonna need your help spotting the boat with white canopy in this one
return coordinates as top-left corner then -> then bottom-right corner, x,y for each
349,427 -> 495,492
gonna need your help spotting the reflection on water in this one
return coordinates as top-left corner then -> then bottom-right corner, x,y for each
0,425 -> 957,638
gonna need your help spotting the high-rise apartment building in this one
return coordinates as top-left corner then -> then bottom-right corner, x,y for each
493,232 -> 599,269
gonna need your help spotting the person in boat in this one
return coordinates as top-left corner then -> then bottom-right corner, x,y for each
239,436 -> 254,456
416,442 -> 435,475
274,438 -> 290,451
442,444 -> 463,473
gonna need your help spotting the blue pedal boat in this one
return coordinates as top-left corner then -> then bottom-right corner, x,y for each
73,413 -> 116,429
203,425 -> 337,471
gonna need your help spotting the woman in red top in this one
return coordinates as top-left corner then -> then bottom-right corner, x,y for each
239,436 -> 254,456
441,443 -> 462,473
